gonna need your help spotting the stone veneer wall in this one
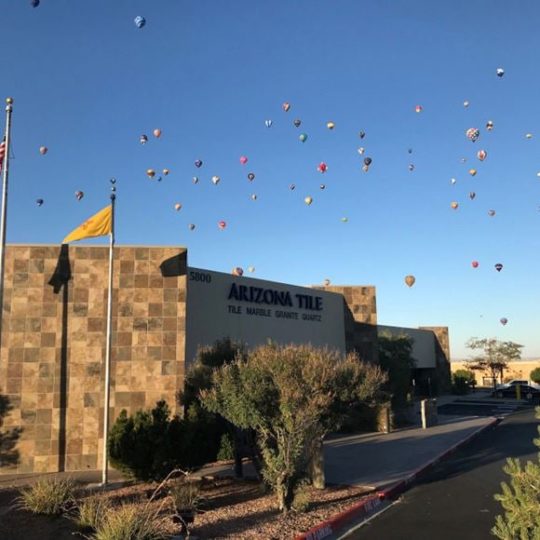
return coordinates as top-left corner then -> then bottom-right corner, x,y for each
313,286 -> 378,363
419,326 -> 451,393
0,244 -> 187,475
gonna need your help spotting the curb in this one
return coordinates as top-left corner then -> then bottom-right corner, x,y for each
294,417 -> 500,540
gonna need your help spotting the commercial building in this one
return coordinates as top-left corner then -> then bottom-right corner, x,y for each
0,244 -> 450,475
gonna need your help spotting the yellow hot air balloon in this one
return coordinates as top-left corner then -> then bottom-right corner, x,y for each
326,121 -> 335,130
450,201 -> 459,210
146,169 -> 156,178
469,168 -> 477,176
404,275 -> 416,287
304,196 -> 313,205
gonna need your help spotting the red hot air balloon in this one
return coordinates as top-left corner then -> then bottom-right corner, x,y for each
472,261 -> 479,268
218,220 -> 227,230
239,156 -> 248,165
317,162 -> 328,173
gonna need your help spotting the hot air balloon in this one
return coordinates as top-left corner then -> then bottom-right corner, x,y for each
496,68 -> 505,78
265,119 -> 273,128
450,201 -> 459,210
323,279 -> 331,286
415,105 -> 423,113
211,175 -> 220,185
188,223 -> 196,231
364,157 -> 372,166
408,164 -> 415,172
31,0 -> 40,6
304,196 -> 313,205
163,168 -> 170,176
466,128 -> 480,142
194,159 -> 203,168
146,169 -> 156,178
500,317 -> 508,325
250,194 -> 257,200
469,168 -> 477,176
232,267 -> 243,276
341,217 -> 348,222
293,119 -> 301,128
139,134 -> 148,144
359,131 -> 366,139
282,102 -> 291,112
153,128 -> 161,138
450,178 -> 457,185
472,261 -> 479,268
404,275 -> 416,287
469,192 -> 476,200
192,176 -> 199,184
320,184 -> 326,190
526,133 -> 533,139
240,156 -> 248,165
134,16 -> 146,28
486,120 -> 494,131
39,146 -> 48,155
289,184 -> 296,190
357,147 -> 365,155
174,203 -> 182,211
218,220 -> 227,230
299,133 -> 308,143
248,266 -> 255,273
327,121 -> 335,130
463,100 -> 470,108
408,148 -> 413,154
477,149 -> 487,161
488,209 -> 496,217
36,198 -> 44,206
75,191 -> 84,201
317,162 -> 328,173
247,172 -> 255,181
495,263 -> 503,272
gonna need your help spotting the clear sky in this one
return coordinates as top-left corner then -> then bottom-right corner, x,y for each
1,0 -> 539,359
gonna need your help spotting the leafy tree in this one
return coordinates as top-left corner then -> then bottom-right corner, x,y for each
492,407 -> 540,539
378,333 -> 416,408
200,343 -> 386,513
466,338 -> 523,389
530,367 -> 540,385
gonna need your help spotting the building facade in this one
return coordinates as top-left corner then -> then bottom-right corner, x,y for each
0,244 -> 450,475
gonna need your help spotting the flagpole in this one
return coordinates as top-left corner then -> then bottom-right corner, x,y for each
0,97 -> 13,355
101,187 -> 116,486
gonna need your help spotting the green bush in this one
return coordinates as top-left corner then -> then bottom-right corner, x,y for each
18,478 -> 75,516
530,367 -> 540,385
216,433 -> 235,461
452,369 -> 476,395
108,401 -> 186,481
92,503 -> 167,540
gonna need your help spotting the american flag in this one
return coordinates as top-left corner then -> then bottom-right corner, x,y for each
0,141 -> 5,172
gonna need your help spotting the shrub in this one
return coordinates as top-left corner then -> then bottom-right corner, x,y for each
530,367 -> 540,385
108,400 -> 185,481
169,479 -> 202,511
291,483 -> 311,513
216,433 -> 235,461
92,503 -> 168,540
452,369 -> 476,395
18,478 -> 75,516
75,494 -> 111,531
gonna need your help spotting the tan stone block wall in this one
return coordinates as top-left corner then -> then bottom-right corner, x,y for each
0,244 -> 187,475
313,285 -> 378,363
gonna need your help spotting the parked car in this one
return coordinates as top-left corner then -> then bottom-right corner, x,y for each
496,379 -> 529,389
492,384 -> 540,400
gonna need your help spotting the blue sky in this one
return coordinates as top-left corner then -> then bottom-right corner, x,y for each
1,0 -> 539,359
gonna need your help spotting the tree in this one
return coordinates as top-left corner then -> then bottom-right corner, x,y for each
492,407 -> 540,539
466,338 -> 523,389
452,369 -> 476,395
530,367 -> 540,385
200,343 -> 386,513
378,332 -> 416,408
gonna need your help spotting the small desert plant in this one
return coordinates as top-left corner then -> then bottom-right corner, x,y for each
291,483 -> 311,513
216,432 -> 235,461
169,479 -> 202,511
92,503 -> 168,540
18,477 -> 75,516
75,493 -> 111,531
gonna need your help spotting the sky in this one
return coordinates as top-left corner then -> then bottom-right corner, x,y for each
1,0 -> 539,359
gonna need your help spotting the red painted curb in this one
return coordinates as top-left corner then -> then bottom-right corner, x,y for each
295,417 -> 500,540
